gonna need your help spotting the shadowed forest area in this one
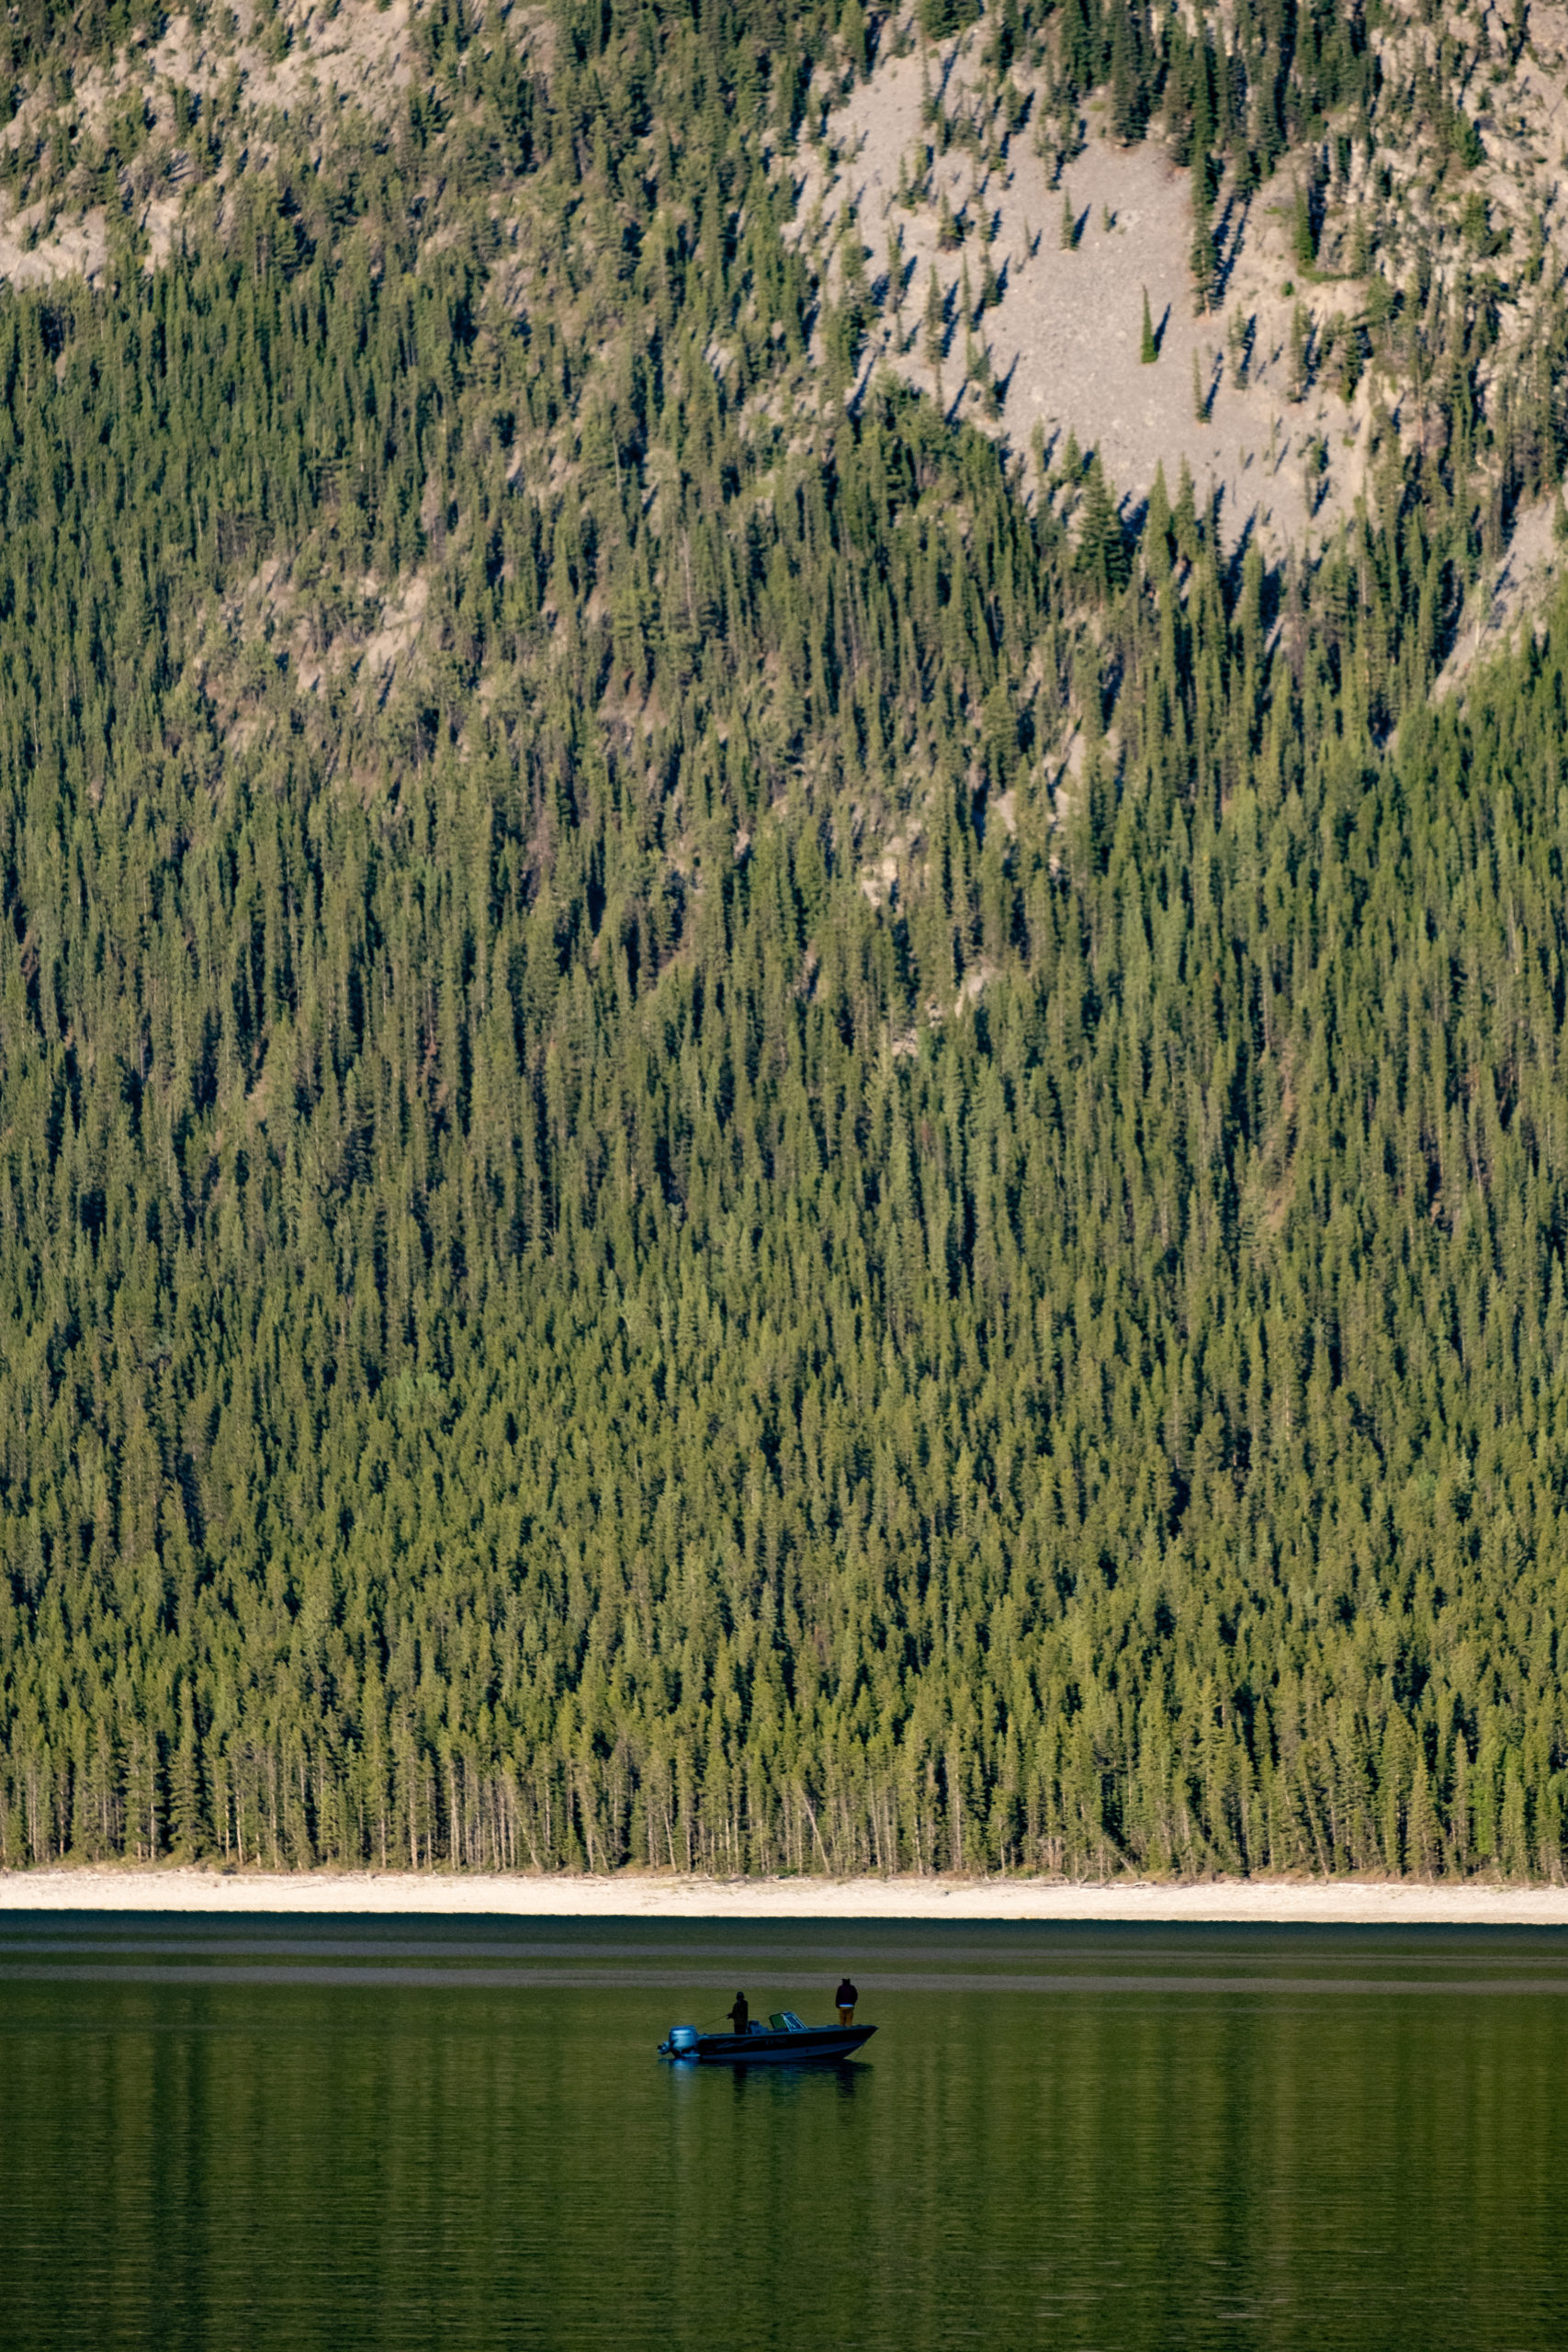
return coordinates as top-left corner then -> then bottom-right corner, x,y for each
4,0 -> 1568,1879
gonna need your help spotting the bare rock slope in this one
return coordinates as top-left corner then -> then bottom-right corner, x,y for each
795,0 -> 1568,583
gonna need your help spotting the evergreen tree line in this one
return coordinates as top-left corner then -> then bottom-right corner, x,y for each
2,0 -> 1566,1880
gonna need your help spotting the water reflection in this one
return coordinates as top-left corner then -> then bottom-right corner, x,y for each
718,2057 -> 866,2099
3,1917 -> 1566,2351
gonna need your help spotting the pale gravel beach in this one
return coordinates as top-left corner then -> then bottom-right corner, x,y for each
4,1868 -> 1568,1925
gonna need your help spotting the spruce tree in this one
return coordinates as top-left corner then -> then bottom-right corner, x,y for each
924,264 -> 946,371
1288,300 -> 1309,401
1145,459 -> 1174,567
1075,451 -> 1125,597
1190,164 -> 1216,313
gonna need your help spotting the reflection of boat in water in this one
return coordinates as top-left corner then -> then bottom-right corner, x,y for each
659,2009 -> 875,2064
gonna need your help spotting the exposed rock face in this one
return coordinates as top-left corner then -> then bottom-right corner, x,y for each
792,3 -> 1568,580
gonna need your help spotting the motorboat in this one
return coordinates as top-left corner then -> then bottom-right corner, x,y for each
659,2008 -> 874,2064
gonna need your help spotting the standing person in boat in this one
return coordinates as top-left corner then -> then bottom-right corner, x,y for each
835,1976 -> 858,2025
727,1990 -> 750,2036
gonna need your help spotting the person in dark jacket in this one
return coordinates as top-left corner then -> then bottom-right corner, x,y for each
727,1991 -> 750,2036
835,1976 -> 857,2024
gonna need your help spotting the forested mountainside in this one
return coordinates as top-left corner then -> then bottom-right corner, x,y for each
4,0 -> 1568,1880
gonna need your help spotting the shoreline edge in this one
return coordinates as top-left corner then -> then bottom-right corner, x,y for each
4,1867 -> 1568,1925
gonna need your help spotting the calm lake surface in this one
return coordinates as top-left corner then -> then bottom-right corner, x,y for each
3,1912 -> 1566,2349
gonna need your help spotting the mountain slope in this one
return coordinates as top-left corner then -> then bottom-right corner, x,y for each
3,0 -> 1568,1881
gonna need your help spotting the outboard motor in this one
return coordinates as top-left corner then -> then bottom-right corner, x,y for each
667,2025 -> 700,2055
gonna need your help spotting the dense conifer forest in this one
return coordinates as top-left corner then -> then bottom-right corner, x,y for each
4,0 -> 1568,1879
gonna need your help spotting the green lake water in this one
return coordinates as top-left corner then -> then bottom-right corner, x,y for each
2,1913 -> 1565,2348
